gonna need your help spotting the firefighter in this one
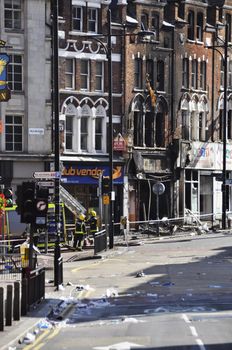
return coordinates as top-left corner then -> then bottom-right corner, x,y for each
73,213 -> 86,251
87,210 -> 99,239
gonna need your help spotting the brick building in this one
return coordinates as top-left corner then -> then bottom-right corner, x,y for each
58,0 -> 232,229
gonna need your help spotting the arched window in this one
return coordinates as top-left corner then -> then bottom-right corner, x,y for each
95,105 -> 106,152
81,104 -> 91,151
133,97 -> 144,147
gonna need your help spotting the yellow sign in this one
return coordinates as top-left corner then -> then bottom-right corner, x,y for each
103,195 -> 110,205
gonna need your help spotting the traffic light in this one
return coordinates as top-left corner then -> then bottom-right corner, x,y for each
4,188 -> 13,207
102,176 -> 110,194
21,181 -> 36,223
35,186 -> 49,226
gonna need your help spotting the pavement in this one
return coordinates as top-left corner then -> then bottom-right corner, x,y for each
0,228 -> 231,349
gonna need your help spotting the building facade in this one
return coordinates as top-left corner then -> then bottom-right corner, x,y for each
0,0 -> 52,197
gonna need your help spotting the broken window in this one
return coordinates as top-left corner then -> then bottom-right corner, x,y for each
134,58 -> 143,89
146,59 -> 154,88
141,13 -> 148,30
145,111 -> 154,147
151,12 -> 159,41
156,112 -> 165,147
134,110 -> 144,147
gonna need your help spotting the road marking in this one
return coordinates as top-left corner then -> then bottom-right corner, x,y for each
71,257 -> 122,273
196,338 -> 206,350
47,327 -> 61,340
24,329 -> 50,350
190,326 -> 198,337
182,313 -> 191,323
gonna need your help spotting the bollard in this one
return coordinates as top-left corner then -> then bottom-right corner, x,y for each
21,278 -> 28,316
13,282 -> 20,321
5,285 -> 13,326
0,287 -> 4,331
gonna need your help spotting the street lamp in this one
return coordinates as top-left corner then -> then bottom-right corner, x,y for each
206,22 -> 229,229
52,0 -> 62,288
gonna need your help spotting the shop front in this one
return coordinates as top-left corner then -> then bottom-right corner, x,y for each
177,141 -> 232,226
60,160 -> 124,232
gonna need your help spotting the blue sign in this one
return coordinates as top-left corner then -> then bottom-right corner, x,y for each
61,164 -> 124,184
0,53 -> 10,90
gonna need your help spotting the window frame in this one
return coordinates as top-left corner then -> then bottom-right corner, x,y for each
151,12 -> 159,41
72,5 -> 82,32
88,8 -> 97,33
199,61 -> 206,91
65,115 -> 73,150
5,114 -> 23,152
65,59 -> 75,90
80,60 -> 90,91
187,11 -> 195,41
182,58 -> 189,88
134,58 -> 143,89
191,59 -> 198,89
7,54 -> 23,91
196,12 -> 203,42
157,60 -> 165,91
4,0 -> 22,30
95,61 -> 104,92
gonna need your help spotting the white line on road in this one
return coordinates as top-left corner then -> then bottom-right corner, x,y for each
190,326 -> 198,337
196,338 -> 206,350
182,313 -> 191,323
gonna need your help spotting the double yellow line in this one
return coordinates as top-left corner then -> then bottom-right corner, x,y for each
23,327 -> 61,350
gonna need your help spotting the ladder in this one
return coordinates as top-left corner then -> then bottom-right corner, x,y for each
60,185 -> 86,216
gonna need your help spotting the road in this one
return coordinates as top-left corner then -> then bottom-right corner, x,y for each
14,232 -> 232,349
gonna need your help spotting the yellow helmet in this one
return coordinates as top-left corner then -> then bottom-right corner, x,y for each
79,213 -> 85,221
91,210 -> 96,217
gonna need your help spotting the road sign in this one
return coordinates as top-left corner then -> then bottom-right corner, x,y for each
152,182 -> 165,195
33,171 -> 60,179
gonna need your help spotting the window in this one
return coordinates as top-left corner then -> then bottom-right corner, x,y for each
191,59 -> 198,89
220,58 -> 224,88
228,110 -> 232,139
187,11 -> 195,40
65,116 -> 73,150
72,6 -> 82,31
81,116 -> 88,150
145,112 -> 154,147
228,60 -> 232,88
4,0 -> 21,30
199,61 -> 206,90
141,13 -> 148,30
5,115 -> 23,151
65,59 -> 75,89
8,54 -> 23,91
226,13 -> 232,42
134,58 -> 143,89
182,110 -> 191,140
157,60 -> 164,91
196,12 -> 203,42
182,58 -> 189,88
88,8 -> 97,33
95,116 -> 103,151
95,61 -> 103,91
80,60 -> 90,90
146,60 -> 154,88
151,13 -> 159,41
199,111 -> 207,141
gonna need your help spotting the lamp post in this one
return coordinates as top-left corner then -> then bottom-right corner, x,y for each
222,23 -> 228,229
206,22 -> 229,229
52,0 -> 62,288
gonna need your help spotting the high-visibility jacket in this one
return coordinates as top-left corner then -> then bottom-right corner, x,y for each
88,216 -> 98,234
75,220 -> 86,235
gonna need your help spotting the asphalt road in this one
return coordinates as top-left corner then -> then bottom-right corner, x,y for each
9,232 -> 232,349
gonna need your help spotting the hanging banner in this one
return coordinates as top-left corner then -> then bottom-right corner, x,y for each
0,53 -> 11,102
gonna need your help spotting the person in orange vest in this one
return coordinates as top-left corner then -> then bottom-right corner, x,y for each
73,213 -> 86,251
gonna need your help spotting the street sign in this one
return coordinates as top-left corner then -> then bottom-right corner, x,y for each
226,179 -> 232,185
37,181 -> 54,187
33,171 -> 60,179
152,182 -> 165,195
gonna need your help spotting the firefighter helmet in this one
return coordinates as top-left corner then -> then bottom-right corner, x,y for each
90,210 -> 96,217
79,213 -> 86,221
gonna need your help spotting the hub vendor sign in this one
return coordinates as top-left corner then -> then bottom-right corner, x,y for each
61,164 -> 124,184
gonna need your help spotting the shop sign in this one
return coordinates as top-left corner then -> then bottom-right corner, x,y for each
180,141 -> 232,171
61,164 -> 124,184
113,134 -> 126,151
